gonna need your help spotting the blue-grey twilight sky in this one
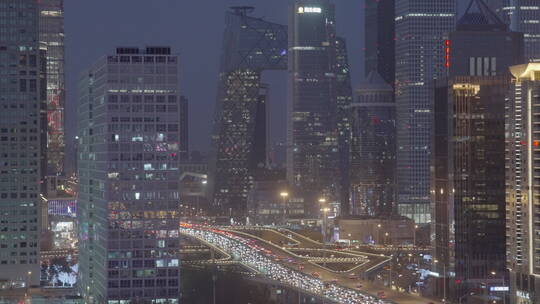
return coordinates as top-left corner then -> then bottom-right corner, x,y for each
64,0 -> 364,153
64,0 -> 468,153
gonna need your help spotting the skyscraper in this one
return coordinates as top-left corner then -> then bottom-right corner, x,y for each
210,7 -> 288,220
335,37 -> 353,215
39,0 -> 65,176
506,63 -> 540,304
350,72 -> 396,217
364,0 -> 395,85
0,0 -> 45,287
432,1 -> 523,301
77,47 -> 182,303
179,96 -> 188,161
395,0 -> 456,223
289,0 -> 351,214
489,0 -> 540,62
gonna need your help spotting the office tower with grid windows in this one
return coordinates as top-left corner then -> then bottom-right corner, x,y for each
432,1 -> 523,301
506,63 -> 540,304
289,0 -> 352,214
488,0 -> 540,62
179,96 -> 188,162
77,47 -> 181,303
395,0 -> 455,223
39,0 -> 65,176
209,7 -> 288,220
0,0 -> 45,287
350,72 -> 396,217
335,37 -> 354,215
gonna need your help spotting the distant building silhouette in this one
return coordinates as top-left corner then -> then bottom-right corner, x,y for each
209,7 -> 288,220
364,0 -> 395,86
350,71 -> 396,217
288,0 -> 353,215
489,0 -> 540,62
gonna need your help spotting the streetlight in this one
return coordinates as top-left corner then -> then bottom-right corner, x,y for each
434,259 -> 446,302
413,224 -> 419,246
320,207 -> 331,243
279,191 -> 289,225
320,207 -> 331,267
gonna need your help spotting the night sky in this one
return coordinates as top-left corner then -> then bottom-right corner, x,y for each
64,0 -> 363,154
64,0 -> 467,154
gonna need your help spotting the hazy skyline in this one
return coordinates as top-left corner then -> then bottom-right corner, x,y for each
64,0 -> 364,153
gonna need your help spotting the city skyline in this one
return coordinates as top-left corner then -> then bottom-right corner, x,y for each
1,0 -> 534,303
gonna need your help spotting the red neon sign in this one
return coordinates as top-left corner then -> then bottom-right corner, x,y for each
444,40 -> 450,68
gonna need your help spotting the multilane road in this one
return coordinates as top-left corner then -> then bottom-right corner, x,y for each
180,224 -> 441,304
180,224 -> 395,304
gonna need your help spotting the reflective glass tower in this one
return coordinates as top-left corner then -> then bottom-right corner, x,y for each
335,37 -> 353,215
77,47 -> 181,303
350,72 -> 396,217
0,0 -> 45,287
39,0 -> 65,176
432,1 -> 523,300
289,0 -> 352,214
395,0 -> 455,223
209,7 -> 288,220
364,0 -> 395,85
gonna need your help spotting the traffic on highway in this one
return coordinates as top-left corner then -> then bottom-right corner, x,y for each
179,223 -> 392,304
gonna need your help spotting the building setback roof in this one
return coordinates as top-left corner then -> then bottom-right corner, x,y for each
457,0 -> 507,31
357,70 -> 393,92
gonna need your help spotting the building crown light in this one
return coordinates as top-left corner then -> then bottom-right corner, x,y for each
298,7 -> 322,14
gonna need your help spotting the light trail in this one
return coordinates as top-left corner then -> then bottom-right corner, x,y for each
179,224 -> 393,304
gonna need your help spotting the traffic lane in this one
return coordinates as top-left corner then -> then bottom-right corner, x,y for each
229,233 -> 439,304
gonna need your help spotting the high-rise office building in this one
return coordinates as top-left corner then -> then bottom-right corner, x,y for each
179,96 -> 188,161
335,37 -> 353,215
0,0 -> 45,287
77,47 -> 182,303
395,0 -> 455,223
210,7 -> 287,220
39,0 -> 65,176
364,0 -> 395,85
506,63 -> 540,304
289,0 -> 351,214
350,71 -> 396,217
489,0 -> 540,62
432,1 -> 523,301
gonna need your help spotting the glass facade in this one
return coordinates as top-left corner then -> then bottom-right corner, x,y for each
288,0 -> 352,214
364,0 -> 395,85
350,72 -> 396,217
431,5 -> 522,299
0,0 -> 44,287
395,0 -> 456,223
434,76 -> 510,301
210,7 -> 288,220
335,37 -> 353,215
77,47 -> 181,303
39,0 -> 65,176
489,0 -> 540,62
